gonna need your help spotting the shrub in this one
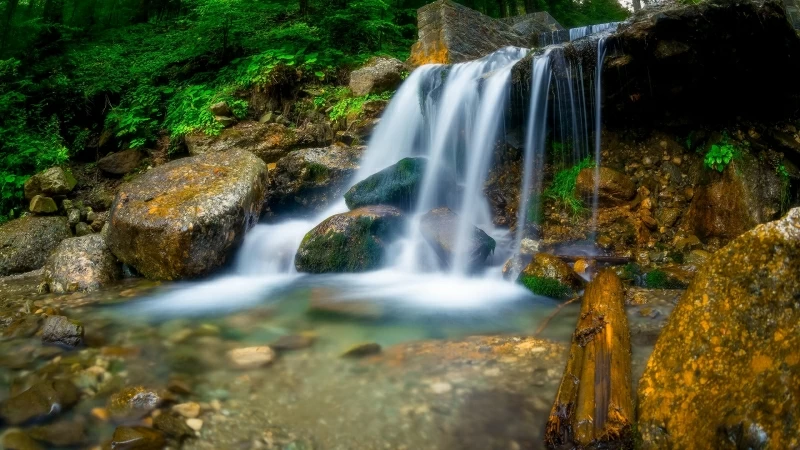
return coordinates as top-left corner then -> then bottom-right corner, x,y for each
519,275 -> 573,299
703,141 -> 737,172
543,157 -> 594,215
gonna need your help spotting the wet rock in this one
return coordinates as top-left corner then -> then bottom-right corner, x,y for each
107,149 -> 268,280
74,222 -> 92,236
172,402 -> 200,418
267,145 -> 363,217
42,234 -> 121,293
684,249 -> 711,267
27,420 -> 87,447
271,334 -> 316,351
409,0 -> 559,65
29,196 -> 58,214
0,380 -> 80,425
345,157 -> 452,211
419,207 -> 496,272
349,57 -> 405,96
41,315 -> 84,347
637,208 -> 800,449
295,205 -> 404,273
24,167 -> 77,200
575,167 -> 635,206
98,149 -> 143,175
308,295 -> 384,320
1,430 -> 43,450
153,412 -> 194,440
518,253 -> 584,299
186,418 -> 203,432
209,101 -> 232,117
501,255 -> 529,281
109,387 -> 161,419
110,426 -> 166,450
227,346 -> 275,370
656,207 -> 681,228
67,208 -> 81,226
0,216 -> 72,276
342,342 -> 381,358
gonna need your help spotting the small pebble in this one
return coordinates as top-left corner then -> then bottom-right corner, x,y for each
172,402 -> 200,419
186,418 -> 203,432
430,382 -> 452,394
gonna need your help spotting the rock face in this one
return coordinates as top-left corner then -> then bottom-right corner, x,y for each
23,167 -> 77,200
267,145 -> 363,217
185,121 -> 328,164
419,207 -> 496,271
41,315 -> 84,347
97,149 -> 143,175
107,149 -> 268,280
409,0 -> 561,66
295,205 -> 404,273
345,157 -> 445,211
0,216 -> 72,276
575,167 -> 635,206
42,234 -> 121,293
637,208 -> 800,449
0,380 -> 80,425
349,57 -> 405,96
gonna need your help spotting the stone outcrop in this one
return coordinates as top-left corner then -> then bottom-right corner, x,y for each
637,207 -> 800,448
107,149 -> 268,280
267,145 -> 363,217
295,205 -> 404,273
349,57 -> 405,96
42,234 -> 121,293
409,0 -> 561,66
0,216 -> 72,276
419,207 -> 496,271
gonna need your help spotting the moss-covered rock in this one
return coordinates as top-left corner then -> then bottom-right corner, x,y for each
295,205 -> 404,273
419,207 -> 496,271
42,234 -> 121,293
0,216 -> 72,276
637,207 -> 800,449
0,380 -> 80,425
517,253 -> 584,299
345,157 -> 443,211
23,167 -> 77,200
106,149 -> 268,280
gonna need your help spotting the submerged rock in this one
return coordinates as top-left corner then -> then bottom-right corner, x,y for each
110,426 -> 166,450
1,430 -> 44,450
27,420 -> 87,447
97,149 -> 143,175
23,167 -> 77,200
419,207 -> 496,272
42,234 -> 121,293
41,315 -> 84,348
267,145 -> 363,217
0,380 -> 80,425
295,205 -> 404,273
637,208 -> 800,448
342,342 -> 381,358
108,386 -> 162,420
518,253 -> 584,299
107,149 -> 268,280
227,346 -> 275,370
349,57 -> 405,96
575,167 -> 635,206
0,216 -> 72,276
345,157 -> 449,211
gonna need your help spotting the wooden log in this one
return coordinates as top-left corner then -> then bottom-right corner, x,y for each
544,269 -> 634,449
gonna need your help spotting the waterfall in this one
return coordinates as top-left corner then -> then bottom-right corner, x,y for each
591,36 -> 610,235
539,22 -> 619,47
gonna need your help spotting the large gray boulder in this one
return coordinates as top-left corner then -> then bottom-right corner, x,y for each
106,149 -> 268,280
349,57 -> 405,96
42,234 -> 121,293
0,216 -> 72,276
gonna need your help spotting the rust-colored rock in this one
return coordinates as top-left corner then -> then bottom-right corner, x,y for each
545,270 -> 634,449
637,207 -> 800,449
575,167 -> 636,206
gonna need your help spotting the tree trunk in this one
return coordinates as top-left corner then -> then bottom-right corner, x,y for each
544,270 -> 634,449
632,0 -> 641,12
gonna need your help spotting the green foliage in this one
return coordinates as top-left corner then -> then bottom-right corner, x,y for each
519,275 -> 573,300
330,90 -> 394,122
619,262 -> 641,281
543,157 -> 594,215
644,270 -> 685,289
703,141 -> 737,172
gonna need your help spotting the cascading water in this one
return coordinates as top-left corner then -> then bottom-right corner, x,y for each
539,22 -> 620,46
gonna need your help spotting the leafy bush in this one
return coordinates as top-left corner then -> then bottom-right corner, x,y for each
329,91 -> 394,122
703,141 -> 737,172
544,157 -> 594,215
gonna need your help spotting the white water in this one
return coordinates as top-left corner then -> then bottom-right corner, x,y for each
539,22 -> 620,47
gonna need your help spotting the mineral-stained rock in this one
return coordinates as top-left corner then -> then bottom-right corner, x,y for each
295,205 -> 404,273
97,149 -> 143,175
24,167 -> 77,200
106,149 -> 268,280
41,315 -> 84,347
267,145 -> 364,218
108,386 -> 161,420
575,167 -> 636,206
0,216 -> 72,276
110,426 -> 166,450
349,57 -> 405,96
345,157 -> 450,211
419,207 -> 496,272
29,195 -> 58,214
0,380 -> 80,425
637,207 -> 800,449
43,234 -> 121,293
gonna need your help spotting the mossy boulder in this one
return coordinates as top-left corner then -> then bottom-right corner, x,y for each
575,167 -> 636,206
106,149 -> 268,280
419,207 -> 496,271
295,205 -> 404,273
267,144 -> 364,218
0,216 -> 72,276
349,57 -> 405,96
345,157 -> 446,211
637,207 -> 800,449
42,234 -> 121,293
29,195 -> 58,214
23,167 -> 77,200
518,253 -> 584,299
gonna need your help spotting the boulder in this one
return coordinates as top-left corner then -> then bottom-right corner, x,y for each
267,145 -> 364,218
0,380 -> 80,425
97,149 -> 143,175
419,207 -> 496,271
518,253 -> 584,299
349,57 -> 405,96
23,167 -> 77,200
409,0 -> 560,66
0,216 -> 72,276
637,208 -> 800,448
41,315 -> 84,347
344,157 -> 442,211
185,121 -> 328,164
575,167 -> 635,206
28,195 -> 58,214
295,205 -> 404,273
106,149 -> 268,280
209,101 -> 232,117
42,234 -> 121,293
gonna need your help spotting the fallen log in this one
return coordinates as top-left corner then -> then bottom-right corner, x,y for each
544,269 -> 634,449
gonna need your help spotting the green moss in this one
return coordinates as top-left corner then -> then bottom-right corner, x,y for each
543,157 -> 594,216
306,162 -> 330,181
618,262 -> 641,281
644,270 -> 685,289
345,157 -> 425,211
519,275 -> 573,300
297,216 -> 391,273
